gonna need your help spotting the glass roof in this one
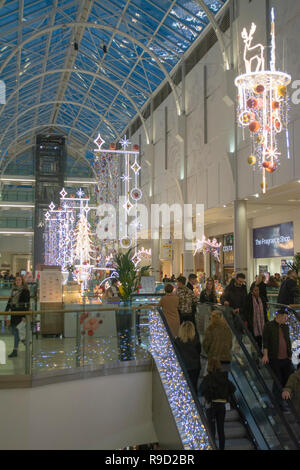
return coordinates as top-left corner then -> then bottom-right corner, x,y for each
0,0 -> 228,171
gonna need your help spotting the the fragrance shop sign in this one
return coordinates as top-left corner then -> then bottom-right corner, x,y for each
253,222 -> 294,258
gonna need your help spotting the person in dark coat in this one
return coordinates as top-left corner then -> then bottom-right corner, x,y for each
221,273 -> 248,334
277,270 -> 298,306
262,310 -> 294,409
200,277 -> 217,304
174,321 -> 201,393
200,358 -> 236,450
245,285 -> 268,351
5,275 -> 30,358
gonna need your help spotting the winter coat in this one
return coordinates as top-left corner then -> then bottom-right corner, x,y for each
203,320 -> 233,364
262,320 -> 292,361
245,293 -> 269,336
277,278 -> 298,306
199,290 -> 217,304
174,337 -> 201,371
283,369 -> 300,414
5,287 -> 30,326
221,281 -> 248,320
200,370 -> 236,403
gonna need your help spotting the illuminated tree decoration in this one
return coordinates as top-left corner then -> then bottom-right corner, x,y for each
93,134 -> 142,267
235,9 -> 291,193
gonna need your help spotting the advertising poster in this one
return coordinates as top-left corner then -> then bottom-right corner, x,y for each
253,222 -> 294,259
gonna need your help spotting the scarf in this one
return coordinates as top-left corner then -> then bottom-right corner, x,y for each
10,286 -> 23,307
252,296 -> 265,337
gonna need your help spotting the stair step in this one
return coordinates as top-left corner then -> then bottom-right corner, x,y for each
224,421 -> 248,439
225,409 -> 240,421
224,438 -> 255,451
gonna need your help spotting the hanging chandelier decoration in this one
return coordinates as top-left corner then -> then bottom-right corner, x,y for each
193,236 -> 222,262
235,8 -> 291,193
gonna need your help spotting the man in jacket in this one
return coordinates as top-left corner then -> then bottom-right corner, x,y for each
277,270 -> 298,306
221,273 -> 248,336
177,276 -> 198,324
262,310 -> 294,409
282,366 -> 300,416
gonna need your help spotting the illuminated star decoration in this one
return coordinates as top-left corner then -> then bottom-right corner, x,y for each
194,236 -> 222,262
76,188 -> 85,198
119,134 -> 131,150
94,133 -> 105,150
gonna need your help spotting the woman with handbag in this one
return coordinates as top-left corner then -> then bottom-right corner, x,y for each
5,275 -> 30,358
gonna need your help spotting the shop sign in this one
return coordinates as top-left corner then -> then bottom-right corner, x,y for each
253,222 -> 294,258
223,245 -> 233,253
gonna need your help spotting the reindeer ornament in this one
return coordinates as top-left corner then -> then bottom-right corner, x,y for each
242,23 -> 265,74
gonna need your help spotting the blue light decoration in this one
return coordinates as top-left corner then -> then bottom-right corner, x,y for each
148,310 -> 211,450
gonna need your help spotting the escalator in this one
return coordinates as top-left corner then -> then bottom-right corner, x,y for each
148,305 -> 300,450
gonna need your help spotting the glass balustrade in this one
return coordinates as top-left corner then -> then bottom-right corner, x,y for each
0,217 -> 33,228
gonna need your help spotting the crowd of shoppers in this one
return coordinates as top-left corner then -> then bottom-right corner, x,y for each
157,268 -> 299,449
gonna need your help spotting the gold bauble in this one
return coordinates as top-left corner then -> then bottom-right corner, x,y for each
248,155 -> 256,165
278,85 -> 287,97
260,181 -> 268,190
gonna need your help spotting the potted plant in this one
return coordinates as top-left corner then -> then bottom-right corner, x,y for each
112,248 -> 151,361
113,248 -> 151,301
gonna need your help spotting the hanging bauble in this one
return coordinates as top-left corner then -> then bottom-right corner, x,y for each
120,236 -> 132,249
272,101 -> 280,110
248,155 -> 257,165
262,161 -> 271,169
249,121 -> 260,133
130,187 -> 142,201
274,118 -> 282,133
278,85 -> 287,97
109,143 -> 116,150
133,144 -> 139,151
254,84 -> 265,94
266,163 -> 277,173
247,97 -> 258,109
256,135 -> 265,145
239,111 -> 252,126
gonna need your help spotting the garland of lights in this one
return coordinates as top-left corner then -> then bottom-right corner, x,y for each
94,134 -> 142,267
235,8 -> 291,194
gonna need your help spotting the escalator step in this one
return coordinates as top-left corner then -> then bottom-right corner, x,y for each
224,438 -> 255,451
225,409 -> 240,421
224,422 -> 247,439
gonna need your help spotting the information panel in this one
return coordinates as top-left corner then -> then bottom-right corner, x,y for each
253,222 -> 294,259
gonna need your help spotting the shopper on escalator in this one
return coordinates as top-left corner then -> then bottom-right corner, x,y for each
221,273 -> 248,335
262,310 -> 294,410
176,276 -> 198,324
200,277 -> 217,304
245,285 -> 268,352
203,310 -> 233,373
158,283 -> 180,338
282,358 -> 300,416
200,358 -> 236,451
174,321 -> 201,393
277,270 -> 298,306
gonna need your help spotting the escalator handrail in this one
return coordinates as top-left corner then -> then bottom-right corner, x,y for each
156,307 -> 217,450
267,301 -> 300,323
214,304 -> 300,449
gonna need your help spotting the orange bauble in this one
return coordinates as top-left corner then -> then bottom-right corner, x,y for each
272,101 -> 280,110
133,144 -> 139,151
249,121 -> 260,133
109,143 -> 116,150
266,163 -> 277,173
262,161 -> 270,169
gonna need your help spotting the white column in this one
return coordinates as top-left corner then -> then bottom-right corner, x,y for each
234,200 -> 248,276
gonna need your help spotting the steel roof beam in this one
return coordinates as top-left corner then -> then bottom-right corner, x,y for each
0,22 -> 182,116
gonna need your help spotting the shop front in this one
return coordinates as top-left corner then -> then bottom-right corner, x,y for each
209,233 -> 234,285
253,222 -> 294,279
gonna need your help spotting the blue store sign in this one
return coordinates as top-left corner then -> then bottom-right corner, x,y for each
253,222 -> 294,259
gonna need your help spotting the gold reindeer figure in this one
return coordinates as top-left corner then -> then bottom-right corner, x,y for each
242,23 -> 265,74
